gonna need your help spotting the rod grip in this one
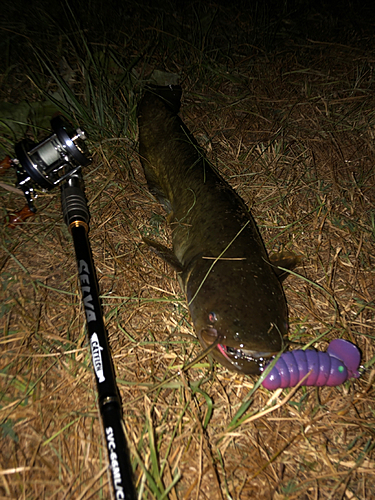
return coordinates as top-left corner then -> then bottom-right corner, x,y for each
61,181 -> 90,226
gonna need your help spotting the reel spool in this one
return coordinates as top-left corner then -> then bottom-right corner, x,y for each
13,115 -> 91,211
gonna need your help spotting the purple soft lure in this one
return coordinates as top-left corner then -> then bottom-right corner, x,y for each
261,339 -> 361,390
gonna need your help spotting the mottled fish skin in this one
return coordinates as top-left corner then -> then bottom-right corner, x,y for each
138,85 -> 290,374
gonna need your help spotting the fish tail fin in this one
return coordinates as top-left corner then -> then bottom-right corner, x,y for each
144,85 -> 182,114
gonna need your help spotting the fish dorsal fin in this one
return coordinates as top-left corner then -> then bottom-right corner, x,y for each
269,252 -> 302,282
143,237 -> 184,273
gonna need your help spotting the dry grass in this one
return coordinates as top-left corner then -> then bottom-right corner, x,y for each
1,1 -> 375,498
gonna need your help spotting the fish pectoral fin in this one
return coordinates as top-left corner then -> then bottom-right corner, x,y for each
269,251 -> 303,282
143,237 -> 184,273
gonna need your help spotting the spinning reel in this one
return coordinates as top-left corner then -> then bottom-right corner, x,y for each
12,115 -> 91,213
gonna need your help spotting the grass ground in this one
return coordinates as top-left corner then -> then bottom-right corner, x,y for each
1,1 -> 375,498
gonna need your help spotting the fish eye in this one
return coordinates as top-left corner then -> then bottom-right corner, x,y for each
208,312 -> 217,323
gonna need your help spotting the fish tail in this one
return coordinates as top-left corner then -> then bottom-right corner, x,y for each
143,84 -> 182,114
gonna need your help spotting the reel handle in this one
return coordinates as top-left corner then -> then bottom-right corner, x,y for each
0,156 -> 12,174
1,156 -> 35,228
8,205 -> 36,228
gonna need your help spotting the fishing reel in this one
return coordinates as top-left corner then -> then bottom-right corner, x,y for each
12,115 -> 92,213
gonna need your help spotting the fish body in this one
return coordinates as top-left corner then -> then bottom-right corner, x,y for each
138,86 -> 292,374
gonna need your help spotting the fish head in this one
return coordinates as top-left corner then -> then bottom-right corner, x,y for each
185,259 -> 288,375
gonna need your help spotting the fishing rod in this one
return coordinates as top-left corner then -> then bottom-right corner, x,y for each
5,116 -> 136,499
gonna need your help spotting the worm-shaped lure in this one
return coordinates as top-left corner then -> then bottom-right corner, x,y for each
261,339 -> 361,390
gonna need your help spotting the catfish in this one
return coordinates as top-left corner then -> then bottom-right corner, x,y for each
138,85 -> 298,375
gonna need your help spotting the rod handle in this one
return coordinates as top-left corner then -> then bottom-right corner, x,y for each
61,180 -> 90,226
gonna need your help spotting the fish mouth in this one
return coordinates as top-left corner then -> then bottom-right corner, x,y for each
200,327 -> 274,372
217,343 -> 270,369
